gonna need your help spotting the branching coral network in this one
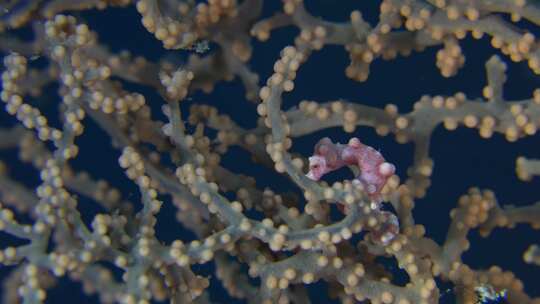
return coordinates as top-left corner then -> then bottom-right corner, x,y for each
0,0 -> 539,304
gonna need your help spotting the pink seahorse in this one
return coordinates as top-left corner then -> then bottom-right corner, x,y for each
306,137 -> 399,245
